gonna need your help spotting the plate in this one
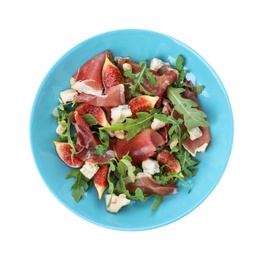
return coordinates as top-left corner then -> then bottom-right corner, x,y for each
30,29 -> 234,231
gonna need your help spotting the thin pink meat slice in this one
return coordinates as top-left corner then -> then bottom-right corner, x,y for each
71,50 -> 111,93
125,176 -> 177,196
74,84 -> 125,107
114,128 -> 165,166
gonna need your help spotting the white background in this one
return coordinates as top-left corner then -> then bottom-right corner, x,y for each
1,0 -> 262,259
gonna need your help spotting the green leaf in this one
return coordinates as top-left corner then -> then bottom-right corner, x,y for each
154,113 -> 185,152
100,108 -> 160,140
66,169 -> 91,202
82,114 -> 98,127
152,195 -> 163,212
124,60 -> 157,97
195,85 -> 205,95
116,154 -> 136,182
167,86 -> 210,131
94,129 -> 109,155
176,150 -> 199,178
175,55 -> 184,71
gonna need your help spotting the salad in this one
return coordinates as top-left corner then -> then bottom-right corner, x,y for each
52,50 -> 211,213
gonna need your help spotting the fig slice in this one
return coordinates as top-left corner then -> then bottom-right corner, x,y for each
94,164 -> 109,200
53,140 -> 84,168
102,55 -> 124,88
75,103 -> 110,126
156,149 -> 181,174
128,95 -> 159,117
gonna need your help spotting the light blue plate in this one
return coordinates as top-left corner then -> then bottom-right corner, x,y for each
30,29 -> 234,231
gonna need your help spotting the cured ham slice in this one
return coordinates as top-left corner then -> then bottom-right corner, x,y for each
70,111 -> 97,151
70,111 -> 114,162
71,50 -> 111,95
125,172 -> 177,196
75,84 -> 125,107
114,128 -> 165,166
143,66 -> 179,97
183,126 -> 210,156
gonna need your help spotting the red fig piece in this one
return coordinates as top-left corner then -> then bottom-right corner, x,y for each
75,103 -> 110,126
156,150 -> 181,174
53,140 -> 84,168
94,164 -> 110,200
102,55 -> 124,88
128,95 -> 159,117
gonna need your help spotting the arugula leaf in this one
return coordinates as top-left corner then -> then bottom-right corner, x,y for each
94,129 -> 109,155
154,113 -> 185,152
53,104 -> 76,159
176,150 -> 199,178
66,169 -> 92,202
124,60 -> 157,97
100,108 -> 160,140
175,55 -> 206,95
152,195 -> 163,212
167,86 -> 210,131
116,154 -> 136,183
82,114 -> 98,127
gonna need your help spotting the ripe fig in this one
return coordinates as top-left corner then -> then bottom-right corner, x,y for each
53,140 -> 84,168
102,55 -> 124,88
94,164 -> 110,200
75,103 -> 110,126
156,149 -> 181,174
128,95 -> 159,117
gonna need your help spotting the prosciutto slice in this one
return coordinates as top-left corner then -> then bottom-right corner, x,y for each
70,111 -> 114,162
125,173 -> 177,196
114,128 -> 165,166
70,111 -> 97,152
71,50 -> 111,95
75,84 -> 125,107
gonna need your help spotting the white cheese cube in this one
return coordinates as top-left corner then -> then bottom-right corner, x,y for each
150,58 -> 167,72
110,105 -> 132,124
56,122 -> 66,135
105,193 -> 130,213
188,127 -> 203,140
151,118 -> 166,130
80,161 -> 99,179
142,159 -> 160,175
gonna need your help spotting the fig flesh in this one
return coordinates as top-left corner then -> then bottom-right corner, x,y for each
102,55 -> 124,88
53,140 -> 84,168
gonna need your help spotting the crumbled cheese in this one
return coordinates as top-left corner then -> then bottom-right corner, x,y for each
150,58 -> 168,72
142,159 -> 160,175
110,105 -> 132,124
123,63 -> 132,72
56,122 -> 66,135
169,138 -> 179,151
105,193 -> 130,213
151,118 -> 166,130
59,89 -> 78,104
80,161 -> 99,179
188,127 -> 203,141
